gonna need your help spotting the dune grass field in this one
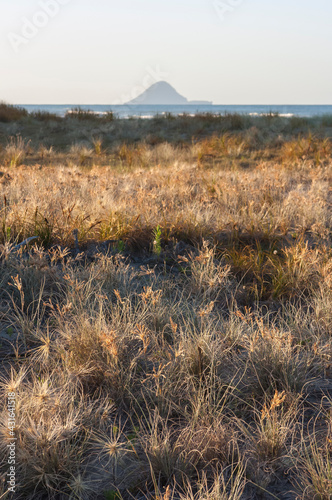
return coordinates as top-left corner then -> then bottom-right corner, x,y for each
0,103 -> 331,499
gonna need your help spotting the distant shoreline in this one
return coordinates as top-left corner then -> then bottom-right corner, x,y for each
12,104 -> 332,119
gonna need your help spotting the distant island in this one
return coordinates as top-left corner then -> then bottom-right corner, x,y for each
126,81 -> 212,106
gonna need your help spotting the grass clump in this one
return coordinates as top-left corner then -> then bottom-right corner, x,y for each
4,136 -> 30,167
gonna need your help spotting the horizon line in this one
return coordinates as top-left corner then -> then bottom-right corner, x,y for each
15,103 -> 332,106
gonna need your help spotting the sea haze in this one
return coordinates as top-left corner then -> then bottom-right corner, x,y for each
19,104 -> 332,119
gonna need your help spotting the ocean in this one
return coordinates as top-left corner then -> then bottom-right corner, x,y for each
18,104 -> 332,119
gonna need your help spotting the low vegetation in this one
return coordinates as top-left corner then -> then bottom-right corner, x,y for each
0,104 -> 331,499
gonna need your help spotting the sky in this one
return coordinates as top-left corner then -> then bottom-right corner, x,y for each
1,0 -> 331,104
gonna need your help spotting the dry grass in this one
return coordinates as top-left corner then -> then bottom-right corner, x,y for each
0,112 -> 331,499
4,136 -> 31,167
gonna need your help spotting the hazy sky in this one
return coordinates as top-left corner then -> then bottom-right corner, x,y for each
1,0 -> 331,104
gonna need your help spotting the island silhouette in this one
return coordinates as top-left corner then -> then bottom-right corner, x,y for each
126,81 -> 212,105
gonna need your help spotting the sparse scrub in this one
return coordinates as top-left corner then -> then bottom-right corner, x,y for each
65,107 -> 115,122
66,107 -> 97,121
30,110 -> 61,122
0,101 -> 28,122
